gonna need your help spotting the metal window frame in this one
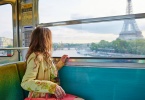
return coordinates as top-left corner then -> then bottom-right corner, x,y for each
37,13 -> 145,27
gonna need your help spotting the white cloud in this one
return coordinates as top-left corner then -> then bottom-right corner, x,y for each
74,0 -> 126,17
50,27 -> 118,43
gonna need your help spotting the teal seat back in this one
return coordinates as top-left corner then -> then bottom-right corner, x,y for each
59,66 -> 145,100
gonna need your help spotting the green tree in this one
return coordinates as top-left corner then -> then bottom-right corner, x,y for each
90,43 -> 98,51
112,39 -> 129,53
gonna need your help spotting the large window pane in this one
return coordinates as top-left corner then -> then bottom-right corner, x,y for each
49,18 -> 145,58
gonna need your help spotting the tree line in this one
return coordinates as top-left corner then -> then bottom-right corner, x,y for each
90,39 -> 145,55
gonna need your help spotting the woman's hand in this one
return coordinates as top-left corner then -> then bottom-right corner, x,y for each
54,85 -> 66,99
60,55 -> 69,63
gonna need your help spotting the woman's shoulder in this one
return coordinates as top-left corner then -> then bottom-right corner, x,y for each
28,52 -> 44,62
36,53 -> 44,62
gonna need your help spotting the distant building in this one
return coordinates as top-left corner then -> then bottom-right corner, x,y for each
0,37 -> 13,48
118,0 -> 144,40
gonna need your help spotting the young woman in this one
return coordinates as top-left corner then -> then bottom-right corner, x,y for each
21,27 -> 84,100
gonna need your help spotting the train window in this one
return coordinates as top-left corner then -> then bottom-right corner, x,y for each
0,4 -> 13,56
49,18 -> 145,58
39,0 -> 145,23
39,0 -> 145,58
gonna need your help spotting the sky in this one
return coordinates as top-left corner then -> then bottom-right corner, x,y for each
0,4 -> 12,38
0,0 -> 145,43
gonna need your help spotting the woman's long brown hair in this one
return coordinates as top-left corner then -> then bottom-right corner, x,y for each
25,27 -> 52,67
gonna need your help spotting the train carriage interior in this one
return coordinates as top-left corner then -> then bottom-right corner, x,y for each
0,0 -> 145,100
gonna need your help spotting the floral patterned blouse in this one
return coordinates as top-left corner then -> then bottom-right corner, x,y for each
21,52 -> 64,98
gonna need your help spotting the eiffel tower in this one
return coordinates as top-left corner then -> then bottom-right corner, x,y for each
118,0 -> 144,40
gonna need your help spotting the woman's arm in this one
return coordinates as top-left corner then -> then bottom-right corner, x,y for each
56,55 -> 68,70
21,56 -> 57,94
56,60 -> 65,70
